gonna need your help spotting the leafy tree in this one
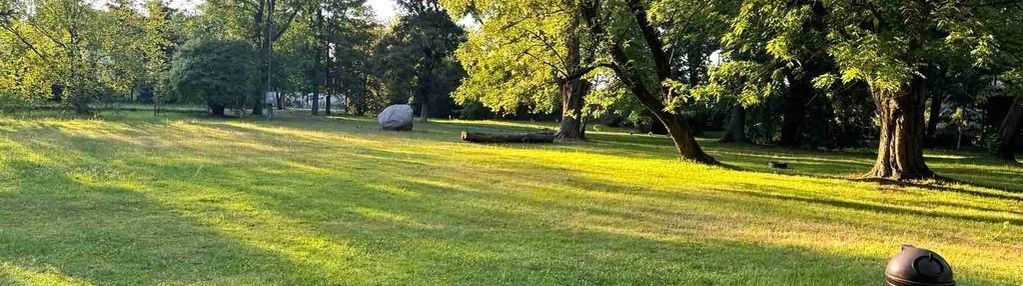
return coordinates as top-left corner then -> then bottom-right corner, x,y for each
810,0 -> 999,179
198,0 -> 305,116
380,0 -> 465,121
443,0 -> 602,139
982,4 -> 1023,162
719,0 -> 833,147
166,38 -> 257,116
577,0 -> 733,163
0,0 -> 110,113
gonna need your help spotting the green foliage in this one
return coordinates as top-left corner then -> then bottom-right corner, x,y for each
824,0 -> 996,94
166,38 -> 257,114
376,0 -> 465,117
0,0 -> 184,111
442,0 -> 592,114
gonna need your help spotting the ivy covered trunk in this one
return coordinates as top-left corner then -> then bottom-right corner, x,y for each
996,97 -> 1023,162
866,76 -> 934,180
556,78 -> 590,140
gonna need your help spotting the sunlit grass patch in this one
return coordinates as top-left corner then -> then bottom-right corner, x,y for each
0,110 -> 1020,285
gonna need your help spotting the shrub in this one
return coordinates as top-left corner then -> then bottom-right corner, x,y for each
166,38 -> 257,116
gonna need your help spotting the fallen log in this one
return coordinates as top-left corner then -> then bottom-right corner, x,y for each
460,131 -> 556,143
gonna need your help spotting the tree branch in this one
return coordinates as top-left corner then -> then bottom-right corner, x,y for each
625,0 -> 671,81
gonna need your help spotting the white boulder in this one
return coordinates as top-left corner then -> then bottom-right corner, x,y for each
378,104 -> 414,131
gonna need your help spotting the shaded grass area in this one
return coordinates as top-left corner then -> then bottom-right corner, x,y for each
1,110 -> 1021,285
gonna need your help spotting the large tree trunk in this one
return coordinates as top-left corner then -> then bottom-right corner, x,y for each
719,104 -> 747,143
420,100 -> 429,123
556,14 -> 589,140
657,110 -> 716,164
866,76 -> 934,180
996,97 -> 1023,162
779,76 -> 811,147
556,78 -> 590,140
588,0 -> 714,164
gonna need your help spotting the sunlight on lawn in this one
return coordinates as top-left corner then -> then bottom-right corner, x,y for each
1,110 -> 1020,285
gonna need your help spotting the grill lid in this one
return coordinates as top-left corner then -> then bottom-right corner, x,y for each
885,245 -> 955,286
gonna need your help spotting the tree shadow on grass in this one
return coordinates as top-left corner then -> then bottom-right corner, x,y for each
6,112 -> 1020,284
0,159 -> 328,285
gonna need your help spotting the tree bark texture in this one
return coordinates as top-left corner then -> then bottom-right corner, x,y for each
997,97 -> 1023,162
461,131 -> 556,143
556,78 -> 590,140
866,76 -> 934,180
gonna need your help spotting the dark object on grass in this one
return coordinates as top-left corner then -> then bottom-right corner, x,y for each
460,131 -> 556,143
768,161 -> 788,169
885,245 -> 955,286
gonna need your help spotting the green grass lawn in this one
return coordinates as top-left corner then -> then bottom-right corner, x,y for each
1,110 -> 1021,285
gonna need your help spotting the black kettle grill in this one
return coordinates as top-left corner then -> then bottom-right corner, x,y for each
885,245 -> 955,286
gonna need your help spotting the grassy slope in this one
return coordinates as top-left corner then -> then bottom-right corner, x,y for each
0,110 -> 1020,285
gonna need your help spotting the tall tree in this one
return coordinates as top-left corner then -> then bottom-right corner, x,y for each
0,0 -> 108,113
443,0 -> 600,140
578,0 -> 731,163
721,0 -> 834,148
200,0 -> 303,115
380,0 -> 464,122
817,0 -> 998,179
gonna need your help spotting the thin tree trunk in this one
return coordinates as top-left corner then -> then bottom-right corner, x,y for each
926,91 -> 943,143
997,97 -> 1023,162
311,64 -> 320,116
276,91 -> 285,110
719,104 -> 747,143
420,101 -> 429,122
556,78 -> 590,140
253,0 -> 274,116
865,76 -> 934,180
326,94 -> 332,115
311,7 -> 323,116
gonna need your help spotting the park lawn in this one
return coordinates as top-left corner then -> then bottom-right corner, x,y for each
0,110 -> 1021,285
